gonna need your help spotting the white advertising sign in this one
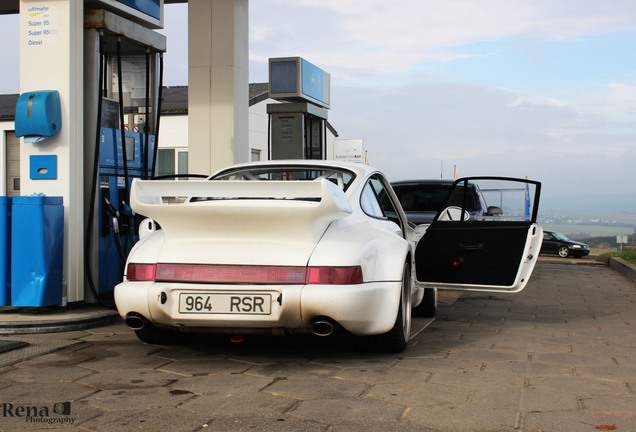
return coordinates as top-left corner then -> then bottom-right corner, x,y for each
333,139 -> 364,163
24,3 -> 58,48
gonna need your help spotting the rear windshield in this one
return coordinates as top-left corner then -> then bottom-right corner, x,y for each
392,183 -> 480,212
211,167 -> 356,192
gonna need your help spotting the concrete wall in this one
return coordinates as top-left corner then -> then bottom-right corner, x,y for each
249,98 -> 275,161
158,114 -> 188,150
157,98 -> 275,166
609,257 -> 636,284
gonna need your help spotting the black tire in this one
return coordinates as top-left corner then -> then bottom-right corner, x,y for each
412,288 -> 437,318
134,323 -> 196,345
379,264 -> 411,352
354,264 -> 412,353
558,246 -> 570,258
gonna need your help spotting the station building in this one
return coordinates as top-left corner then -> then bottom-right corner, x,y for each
0,84 -> 339,196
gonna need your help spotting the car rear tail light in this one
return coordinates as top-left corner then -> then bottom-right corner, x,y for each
306,266 -> 364,284
127,263 -> 156,281
156,264 -> 306,284
126,263 -> 363,285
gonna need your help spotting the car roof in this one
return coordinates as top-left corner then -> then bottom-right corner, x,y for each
391,179 -> 483,189
391,179 -> 458,186
211,159 -> 380,180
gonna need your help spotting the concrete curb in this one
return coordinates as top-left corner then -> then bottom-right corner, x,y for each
0,309 -> 120,335
608,257 -> 636,284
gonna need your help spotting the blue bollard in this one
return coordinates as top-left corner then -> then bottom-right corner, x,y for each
0,197 -> 11,306
11,196 -> 64,307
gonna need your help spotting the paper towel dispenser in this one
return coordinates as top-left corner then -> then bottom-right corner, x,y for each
15,90 -> 62,143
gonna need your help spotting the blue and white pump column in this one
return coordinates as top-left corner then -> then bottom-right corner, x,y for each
19,0 -> 84,302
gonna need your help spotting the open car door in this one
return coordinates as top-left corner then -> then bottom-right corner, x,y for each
414,177 -> 543,293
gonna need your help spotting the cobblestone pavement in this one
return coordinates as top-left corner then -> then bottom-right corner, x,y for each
0,260 -> 635,432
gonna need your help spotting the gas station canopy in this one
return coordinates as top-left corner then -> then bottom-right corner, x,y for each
0,1 -> 19,14
0,0 -> 188,15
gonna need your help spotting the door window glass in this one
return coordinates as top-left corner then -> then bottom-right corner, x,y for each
361,182 -> 384,218
368,177 -> 400,223
361,175 -> 403,229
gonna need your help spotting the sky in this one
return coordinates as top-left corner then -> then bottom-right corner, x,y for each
2,1 -> 636,213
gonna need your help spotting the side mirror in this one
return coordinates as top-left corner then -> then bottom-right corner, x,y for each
486,206 -> 503,216
438,206 -> 470,221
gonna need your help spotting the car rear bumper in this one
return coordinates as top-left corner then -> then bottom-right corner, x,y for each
114,280 -> 401,336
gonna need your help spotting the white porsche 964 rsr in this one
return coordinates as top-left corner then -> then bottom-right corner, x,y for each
115,160 -> 543,352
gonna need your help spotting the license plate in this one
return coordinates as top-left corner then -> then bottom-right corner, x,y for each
178,293 -> 272,315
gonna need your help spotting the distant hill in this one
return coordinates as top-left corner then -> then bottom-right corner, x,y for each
540,193 -> 636,214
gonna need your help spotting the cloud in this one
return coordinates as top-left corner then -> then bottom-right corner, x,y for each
328,78 -> 636,198
250,0 -> 636,86
584,83 -> 636,119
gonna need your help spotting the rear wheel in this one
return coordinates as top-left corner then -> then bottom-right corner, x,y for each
363,263 -> 411,353
412,288 -> 437,317
134,323 -> 196,345
558,246 -> 570,258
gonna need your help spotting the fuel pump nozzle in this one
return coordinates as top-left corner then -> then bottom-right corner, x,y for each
119,200 -> 135,238
103,196 -> 119,219
103,196 -> 126,262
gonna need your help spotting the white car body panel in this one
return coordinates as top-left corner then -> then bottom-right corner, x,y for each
115,280 -> 402,336
308,216 -> 409,281
130,178 -> 351,266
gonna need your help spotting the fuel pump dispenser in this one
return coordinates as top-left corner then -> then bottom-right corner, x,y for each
84,10 -> 166,304
267,57 -> 331,160
267,103 -> 328,160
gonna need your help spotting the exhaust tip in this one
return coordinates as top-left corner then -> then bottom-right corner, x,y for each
312,318 -> 336,337
125,313 -> 148,331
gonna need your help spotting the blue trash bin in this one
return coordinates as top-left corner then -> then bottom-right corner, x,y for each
0,197 -> 11,306
11,196 -> 64,307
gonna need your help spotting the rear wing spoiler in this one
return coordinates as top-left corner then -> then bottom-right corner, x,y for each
129,178 -> 353,245
131,178 -> 351,209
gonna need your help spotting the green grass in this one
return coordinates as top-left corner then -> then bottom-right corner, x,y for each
599,251 -> 636,266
